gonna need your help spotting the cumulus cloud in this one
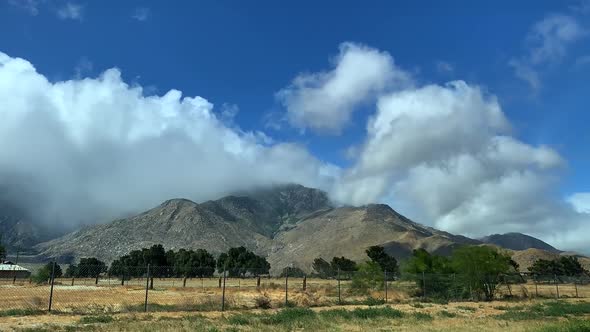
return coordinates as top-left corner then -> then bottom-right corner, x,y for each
277,42 -> 412,134
0,52 -> 338,227
331,79 -> 588,251
56,2 -> 83,20
511,14 -> 585,90
1,45 -> 589,253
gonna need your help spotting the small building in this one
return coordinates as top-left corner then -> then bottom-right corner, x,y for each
0,261 -> 31,279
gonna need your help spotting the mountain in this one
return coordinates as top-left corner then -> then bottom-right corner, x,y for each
30,184 -> 585,273
266,204 -> 479,271
36,184 -> 332,263
0,201 -> 58,252
479,233 -> 560,253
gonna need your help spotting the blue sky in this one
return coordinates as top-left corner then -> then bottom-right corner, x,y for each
1,0 -> 589,249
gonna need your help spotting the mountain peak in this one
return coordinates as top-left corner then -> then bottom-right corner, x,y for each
480,232 -> 560,253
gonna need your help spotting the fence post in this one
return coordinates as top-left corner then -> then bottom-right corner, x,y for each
95,273 -> 99,285
422,271 -> 426,299
575,279 -> 579,298
285,269 -> 289,307
303,275 -> 307,291
71,278 -> 74,286
337,268 -> 341,304
48,262 -> 56,312
183,276 -> 187,288
144,264 -> 150,312
221,270 -> 227,311
218,276 -> 222,289
384,270 -> 388,303
554,274 -> 559,299
257,276 -> 261,289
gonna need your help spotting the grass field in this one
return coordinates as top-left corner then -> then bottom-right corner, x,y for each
1,277 -> 588,315
1,299 -> 590,331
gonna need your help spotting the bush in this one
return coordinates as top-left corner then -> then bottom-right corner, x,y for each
32,262 -> 62,284
254,295 -> 272,309
350,262 -> 383,294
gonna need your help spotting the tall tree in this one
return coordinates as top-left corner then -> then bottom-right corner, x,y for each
330,256 -> 357,272
216,247 -> 270,277
312,257 -> 334,278
451,246 -> 512,301
366,245 -> 398,273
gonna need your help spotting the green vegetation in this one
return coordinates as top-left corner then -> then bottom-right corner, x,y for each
366,245 -> 398,274
495,301 -> 590,321
32,262 -> 62,284
0,309 -> 44,317
66,258 -> 107,278
79,315 -> 114,324
403,246 -> 513,301
537,319 -> 590,332
529,256 -> 587,277
350,261 -> 383,293
279,266 -> 305,277
216,246 -> 270,277
109,244 -> 217,278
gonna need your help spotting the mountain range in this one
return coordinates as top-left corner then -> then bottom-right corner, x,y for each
2,184 -> 587,272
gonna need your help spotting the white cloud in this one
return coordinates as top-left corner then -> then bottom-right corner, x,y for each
331,78 -> 588,252
511,14 -> 585,90
1,46 -> 589,253
435,61 -> 454,74
57,2 -> 83,20
568,193 -> 590,213
7,0 -> 41,15
0,52 -> 337,228
277,42 -> 412,134
132,7 -> 150,21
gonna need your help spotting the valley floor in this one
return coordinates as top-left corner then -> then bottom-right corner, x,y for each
1,299 -> 590,331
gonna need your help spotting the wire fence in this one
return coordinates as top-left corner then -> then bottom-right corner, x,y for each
1,264 -> 589,314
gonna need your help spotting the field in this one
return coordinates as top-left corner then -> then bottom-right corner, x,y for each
1,299 -> 590,331
1,276 -> 590,331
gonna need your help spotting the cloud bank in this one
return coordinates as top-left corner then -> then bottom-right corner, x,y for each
0,52 -> 337,227
1,43 -> 589,253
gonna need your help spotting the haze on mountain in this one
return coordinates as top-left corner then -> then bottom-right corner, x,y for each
34,184 -> 587,273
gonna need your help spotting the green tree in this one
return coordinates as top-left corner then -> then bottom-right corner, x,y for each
66,258 -> 107,278
0,243 -> 5,261
280,266 -> 306,278
312,257 -> 334,278
350,261 -> 384,294
331,256 -> 357,272
216,247 -> 270,277
403,249 -> 454,298
529,256 -> 586,278
451,246 -> 512,301
32,262 -> 62,284
366,246 -> 398,274
172,249 -> 216,277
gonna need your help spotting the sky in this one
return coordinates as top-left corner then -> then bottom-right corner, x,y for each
0,0 -> 589,252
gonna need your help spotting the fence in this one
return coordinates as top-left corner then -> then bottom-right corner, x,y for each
1,264 -> 589,314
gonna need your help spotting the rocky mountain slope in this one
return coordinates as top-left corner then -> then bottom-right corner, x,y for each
0,201 -> 59,252
31,184 -> 585,273
480,233 -> 560,253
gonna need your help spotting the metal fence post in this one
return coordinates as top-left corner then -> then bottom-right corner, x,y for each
422,271 -> 426,299
285,268 -> 289,307
384,270 -> 388,303
554,274 -> 559,299
337,268 -> 341,304
144,264 -> 150,312
48,262 -> 56,312
221,270 -> 227,311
